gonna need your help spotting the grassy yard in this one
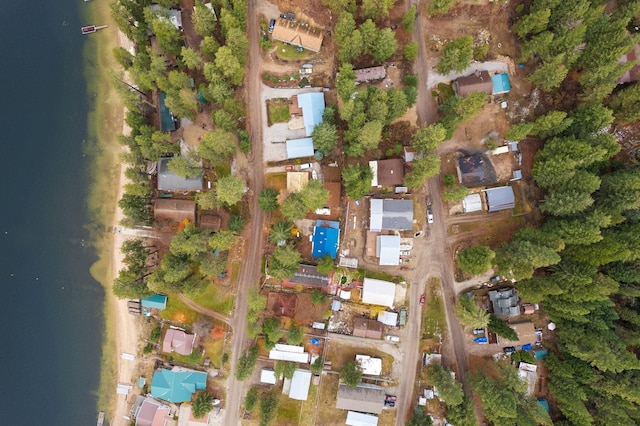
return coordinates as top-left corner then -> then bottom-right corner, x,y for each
202,333 -> 225,369
168,348 -> 204,365
267,98 -> 291,125
184,283 -> 234,315
316,374 -> 346,425
422,277 -> 447,344
359,269 -> 398,283
299,383 -> 318,426
379,409 -> 398,426
214,160 -> 232,178
161,294 -> 199,325
274,392 -> 302,425
265,172 -> 287,192
273,41 -> 315,60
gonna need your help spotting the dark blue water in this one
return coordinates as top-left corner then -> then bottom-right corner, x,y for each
0,1 -> 105,425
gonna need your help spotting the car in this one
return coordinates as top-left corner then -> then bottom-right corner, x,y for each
385,394 -> 398,402
384,400 -> 396,408
419,294 -> 425,306
490,275 -> 501,282
473,328 -> 485,335
400,250 -> 411,256
269,18 -> 275,33
285,165 -> 294,171
503,346 -> 516,354
386,335 -> 400,342
280,12 -> 295,20
300,163 -> 313,169
427,208 -> 434,224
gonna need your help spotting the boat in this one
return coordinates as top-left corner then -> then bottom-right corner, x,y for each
81,25 -> 107,35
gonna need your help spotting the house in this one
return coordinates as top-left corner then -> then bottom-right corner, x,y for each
132,396 -> 172,426
484,186 -> 516,212
159,93 -> 176,132
151,367 -> 207,403
377,311 -> 398,327
296,92 -> 326,136
492,74 -> 511,95
271,20 -> 324,53
288,369 -> 312,400
462,193 -> 483,213
312,220 -> 340,259
361,278 -> 396,308
162,329 -> 196,356
376,235 -> 400,266
154,199 -> 196,224
369,199 -> 414,232
336,383 -> 386,414
354,66 -> 387,83
489,288 -> 520,318
518,362 -> 538,395
283,264 -> 329,289
269,343 -> 310,363
355,355 -> 382,376
286,137 -> 315,159
370,159 -> 404,187
453,71 -> 493,97
261,368 -> 278,385
141,294 -> 168,310
157,157 -> 203,192
346,411 -> 379,426
352,317 -> 384,339
457,154 -> 487,186
149,5 -> 183,31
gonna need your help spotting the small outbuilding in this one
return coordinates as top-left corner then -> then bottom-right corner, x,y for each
355,355 -> 382,376
288,369 -> 312,400
377,311 -> 398,326
370,159 -> 404,187
354,66 -> 387,83
492,73 -> 511,95
484,186 -> 516,212
154,199 -> 196,224
141,294 -> 168,310
462,193 -> 483,213
297,92 -> 325,136
362,278 -> 396,308
352,317 -> 384,339
346,411 -> 379,426
376,235 -> 400,266
260,368 -> 278,385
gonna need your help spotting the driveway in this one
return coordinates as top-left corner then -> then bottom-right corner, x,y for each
426,61 -> 510,88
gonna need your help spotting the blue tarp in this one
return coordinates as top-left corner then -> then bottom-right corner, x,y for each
521,343 -> 533,351
474,337 -> 488,343
311,338 -> 320,345
492,73 -> 511,94
538,399 -> 550,413
159,92 -> 176,132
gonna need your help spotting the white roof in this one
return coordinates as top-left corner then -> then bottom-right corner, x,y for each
362,278 -> 396,308
377,311 -> 398,326
346,411 -> 379,426
369,161 -> 379,186
274,343 -> 305,353
462,193 -> 483,213
370,199 -> 384,232
376,235 -> 400,266
289,369 -> 312,400
260,368 -> 277,384
355,355 -> 383,376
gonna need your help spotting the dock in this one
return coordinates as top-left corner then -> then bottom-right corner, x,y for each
81,25 -> 107,35
97,411 -> 105,426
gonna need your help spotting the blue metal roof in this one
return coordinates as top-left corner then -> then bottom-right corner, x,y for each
159,93 -> 176,132
151,368 -> 207,403
141,294 -> 167,310
312,220 -> 340,259
297,92 -> 325,136
286,137 -> 315,159
492,74 -> 511,94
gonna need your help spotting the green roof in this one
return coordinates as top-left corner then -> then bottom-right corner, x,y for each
151,368 -> 207,403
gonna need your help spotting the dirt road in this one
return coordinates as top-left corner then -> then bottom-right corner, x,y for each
223,0 -> 267,423
177,294 -> 232,326
410,0 -> 438,126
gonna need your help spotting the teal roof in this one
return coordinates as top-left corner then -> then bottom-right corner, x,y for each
159,93 -> 177,132
297,92 -> 325,136
492,74 -> 511,94
142,294 -> 167,310
151,368 -> 207,403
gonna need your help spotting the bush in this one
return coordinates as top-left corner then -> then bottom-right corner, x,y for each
143,343 -> 154,354
150,326 -> 161,342
244,387 -> 258,412
443,174 -> 456,186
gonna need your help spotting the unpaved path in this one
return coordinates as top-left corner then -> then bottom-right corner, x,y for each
177,294 -> 232,326
411,0 -> 438,126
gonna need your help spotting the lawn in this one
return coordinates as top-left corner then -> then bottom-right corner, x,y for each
267,98 -> 291,125
274,392 -> 302,425
358,269 -> 398,283
422,277 -> 447,344
273,42 -> 315,60
168,348 -> 204,366
316,374 -> 346,425
202,330 -> 226,369
265,172 -> 287,192
379,409 -> 397,426
184,283 -> 234,316
214,160 -> 232,178
299,383 -> 318,426
161,294 -> 199,325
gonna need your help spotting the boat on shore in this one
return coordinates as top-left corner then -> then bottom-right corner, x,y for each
81,25 -> 107,35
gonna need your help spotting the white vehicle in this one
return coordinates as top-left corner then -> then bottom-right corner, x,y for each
386,335 -> 400,342
427,208 -> 434,224
300,163 -> 313,170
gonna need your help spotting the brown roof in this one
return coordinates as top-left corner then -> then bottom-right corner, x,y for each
154,199 -> 196,223
352,317 -> 383,339
199,214 -> 221,231
454,71 -> 493,97
289,95 -> 302,116
271,19 -> 324,52
336,383 -> 386,414
324,182 -> 341,207
376,159 -> 404,186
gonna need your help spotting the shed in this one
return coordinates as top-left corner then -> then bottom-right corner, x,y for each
154,199 -> 196,223
510,321 -> 537,345
403,146 -> 419,163
157,157 -> 203,192
370,159 -> 404,187
453,71 -> 493,97
151,367 -> 207,403
462,193 -> 483,213
484,186 -> 515,212
286,138 -> 314,159
162,329 -> 196,355
355,355 -> 383,376
492,73 -> 511,95
284,264 -> 329,289
336,383 -> 386,414
354,66 -> 387,83
511,170 -> 522,181
352,317 -> 384,339
141,294 -> 168,310
271,20 -> 324,53
297,92 -> 325,136
362,278 -> 396,308
288,369 -> 312,400
312,220 -> 340,259
159,93 -> 176,132
377,311 -> 398,326
260,368 -> 277,385
376,235 -> 400,266
346,411 -> 379,426
369,199 -> 414,232
331,300 -> 342,311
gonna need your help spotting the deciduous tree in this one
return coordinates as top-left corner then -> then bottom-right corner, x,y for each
215,175 -> 245,206
457,246 -> 496,275
340,360 -> 363,387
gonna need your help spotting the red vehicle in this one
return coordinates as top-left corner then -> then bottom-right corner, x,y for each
419,294 -> 425,306
285,165 -> 294,171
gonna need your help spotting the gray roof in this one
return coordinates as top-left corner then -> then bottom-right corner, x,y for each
157,157 -> 203,192
370,199 -> 414,232
489,288 -> 520,317
336,383 -> 386,414
289,264 -> 329,288
354,66 -> 386,83
484,186 -> 515,212
376,235 -> 400,266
